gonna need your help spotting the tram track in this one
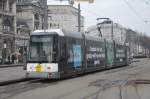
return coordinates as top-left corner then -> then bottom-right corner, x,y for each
0,59 -> 146,99
0,62 -> 136,86
0,78 -> 59,99
0,64 -> 24,68
0,78 -> 32,86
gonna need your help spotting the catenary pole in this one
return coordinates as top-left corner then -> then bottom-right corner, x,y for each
78,3 -> 81,32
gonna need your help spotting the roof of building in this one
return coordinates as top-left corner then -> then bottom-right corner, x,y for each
17,0 -> 47,8
48,1 -> 78,10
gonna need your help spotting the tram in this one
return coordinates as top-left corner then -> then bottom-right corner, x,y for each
26,29 -> 130,79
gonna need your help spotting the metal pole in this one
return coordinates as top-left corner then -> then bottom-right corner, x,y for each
44,2 -> 47,30
111,21 -> 114,40
78,3 -> 81,32
23,39 -> 25,65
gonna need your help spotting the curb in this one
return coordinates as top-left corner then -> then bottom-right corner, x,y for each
0,64 -> 24,68
0,78 -> 29,86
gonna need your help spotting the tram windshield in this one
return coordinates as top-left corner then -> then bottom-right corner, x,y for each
28,35 -> 54,63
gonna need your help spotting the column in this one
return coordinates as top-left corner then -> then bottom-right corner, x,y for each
0,16 -> 2,31
6,0 -> 9,12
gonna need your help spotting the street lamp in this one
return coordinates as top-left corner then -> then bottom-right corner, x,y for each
3,41 -> 7,64
97,18 -> 114,40
4,43 -> 7,49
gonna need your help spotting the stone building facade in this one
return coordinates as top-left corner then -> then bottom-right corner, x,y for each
47,5 -> 84,32
0,0 -> 16,64
16,0 -> 47,63
16,0 -> 47,31
87,23 -> 126,45
87,24 -> 148,57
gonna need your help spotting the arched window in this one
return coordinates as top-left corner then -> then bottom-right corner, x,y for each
2,18 -> 12,32
49,23 -> 52,28
34,14 -> 39,20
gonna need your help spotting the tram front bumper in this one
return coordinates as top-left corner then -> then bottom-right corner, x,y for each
26,72 -> 60,79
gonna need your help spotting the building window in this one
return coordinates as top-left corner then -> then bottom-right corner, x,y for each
34,22 -> 39,30
0,0 -> 6,11
0,1 -> 2,10
2,19 -> 12,32
34,14 -> 39,20
9,1 -> 13,13
49,23 -> 52,28
54,23 -> 56,27
48,16 -> 52,21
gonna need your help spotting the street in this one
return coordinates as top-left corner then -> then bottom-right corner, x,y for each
0,66 -> 25,83
0,58 -> 150,99
0,0 -> 150,99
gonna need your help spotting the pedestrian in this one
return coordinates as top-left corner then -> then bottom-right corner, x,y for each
8,55 -> 11,64
12,54 -> 15,64
14,55 -> 17,64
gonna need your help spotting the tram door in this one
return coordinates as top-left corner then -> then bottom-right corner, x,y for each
59,37 -> 68,77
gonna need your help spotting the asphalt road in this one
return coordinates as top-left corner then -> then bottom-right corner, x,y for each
1,58 -> 150,99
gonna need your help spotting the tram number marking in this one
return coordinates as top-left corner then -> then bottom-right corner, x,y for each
36,64 -> 42,72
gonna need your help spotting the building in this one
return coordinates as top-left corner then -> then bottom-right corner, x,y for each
87,23 -> 126,45
88,24 -> 148,57
16,0 -> 47,31
16,0 -> 47,63
126,29 -> 147,57
0,0 -> 16,64
47,5 -> 84,32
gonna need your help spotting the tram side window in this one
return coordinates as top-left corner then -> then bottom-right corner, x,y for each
67,38 -> 74,67
86,40 -> 105,67
115,45 -> 126,61
53,36 -> 58,62
67,37 -> 83,69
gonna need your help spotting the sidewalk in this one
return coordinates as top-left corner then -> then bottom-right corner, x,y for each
0,58 -> 145,84
0,64 -> 24,68
0,66 -> 26,83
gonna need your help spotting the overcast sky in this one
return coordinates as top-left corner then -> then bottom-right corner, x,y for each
47,0 -> 150,35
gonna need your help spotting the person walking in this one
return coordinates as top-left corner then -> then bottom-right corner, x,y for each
12,54 -> 15,64
8,55 -> 11,64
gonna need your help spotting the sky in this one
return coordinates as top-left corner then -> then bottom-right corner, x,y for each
47,0 -> 150,35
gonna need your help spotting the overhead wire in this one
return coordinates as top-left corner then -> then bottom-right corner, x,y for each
122,0 -> 148,24
139,0 -> 150,7
80,6 -> 103,18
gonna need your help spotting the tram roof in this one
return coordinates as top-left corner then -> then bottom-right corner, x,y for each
85,34 -> 104,42
32,29 -> 65,36
31,29 -> 83,38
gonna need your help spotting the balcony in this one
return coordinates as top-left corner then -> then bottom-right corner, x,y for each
0,25 -> 15,35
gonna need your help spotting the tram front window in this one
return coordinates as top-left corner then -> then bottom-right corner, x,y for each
28,35 -> 54,63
